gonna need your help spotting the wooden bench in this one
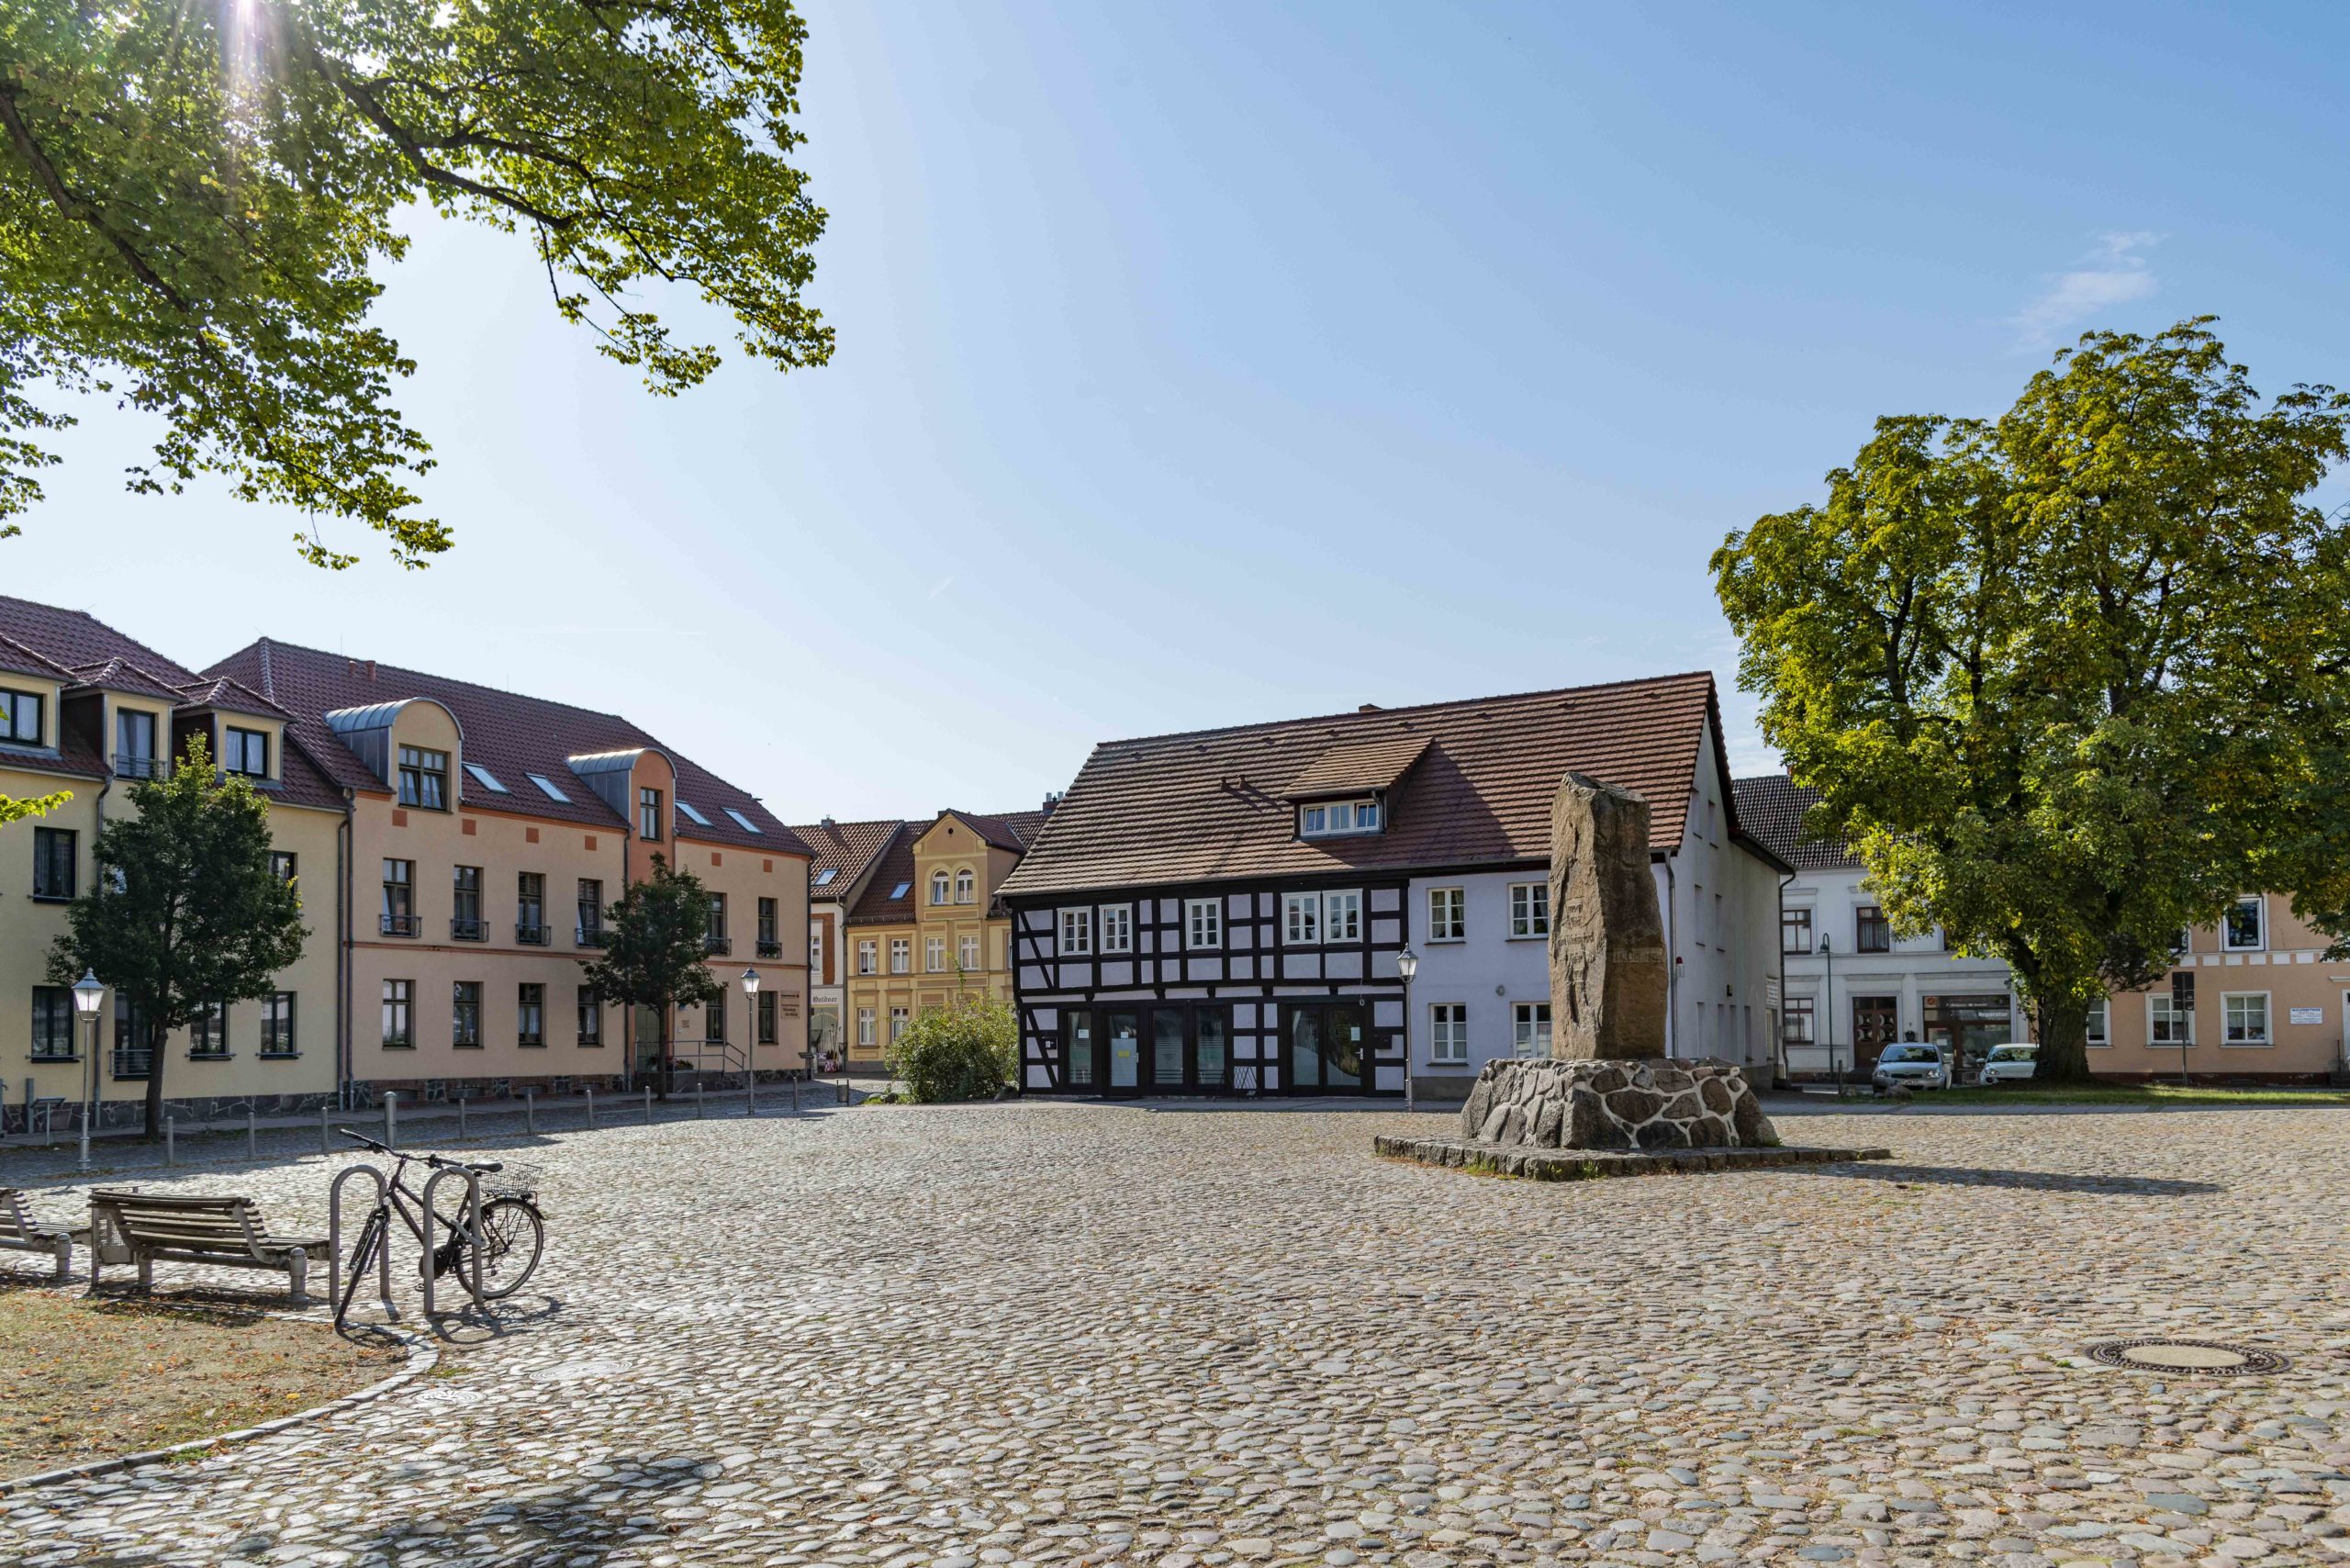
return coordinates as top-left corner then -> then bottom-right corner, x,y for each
0,1188 -> 75,1281
86,1191 -> 328,1305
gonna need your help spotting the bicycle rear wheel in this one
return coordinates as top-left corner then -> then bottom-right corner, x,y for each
462,1198 -> 544,1299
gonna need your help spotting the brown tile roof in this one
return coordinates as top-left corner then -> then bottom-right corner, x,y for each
1281,735 -> 1430,800
789,818 -> 907,896
953,807 -> 1050,853
1000,673 -> 1763,900
205,639 -> 809,855
174,675 -> 295,720
1729,774 -> 1863,872
0,597 -> 201,682
63,658 -> 186,703
845,831 -> 920,926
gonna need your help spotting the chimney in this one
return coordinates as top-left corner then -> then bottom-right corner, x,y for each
820,815 -> 836,830
365,659 -> 377,682
1358,703 -> 1381,712
1042,791 -> 1061,813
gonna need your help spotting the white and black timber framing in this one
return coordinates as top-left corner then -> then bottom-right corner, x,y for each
1006,870 -> 1433,1096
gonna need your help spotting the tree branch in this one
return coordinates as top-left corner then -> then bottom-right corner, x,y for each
0,84 -> 194,312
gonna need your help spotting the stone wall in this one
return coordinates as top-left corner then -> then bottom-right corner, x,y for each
1461,1057 -> 1778,1150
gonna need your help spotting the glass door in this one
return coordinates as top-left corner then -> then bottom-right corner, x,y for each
1151,1011 -> 1186,1092
1195,1010 -> 1228,1091
1324,1002 -> 1365,1090
1285,1003 -> 1367,1092
1287,1009 -> 1323,1092
1106,1010 -> 1141,1092
1061,1012 -> 1096,1092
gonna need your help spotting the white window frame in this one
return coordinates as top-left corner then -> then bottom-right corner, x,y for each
1322,890 -> 1362,945
2148,992 -> 2194,1047
1185,898 -> 1223,949
1512,1002 -> 1552,1058
1282,891 -> 1320,946
2221,894 -> 2266,953
889,937 -> 911,975
1508,881 -> 1550,940
2222,991 -> 2271,1047
1299,799 -> 1382,839
1059,908 -> 1093,956
1429,1002 -> 1468,1065
856,938 -> 877,976
1427,886 -> 1465,943
958,934 -> 981,970
1098,904 -> 1134,954
931,870 -> 951,906
925,936 -> 946,972
889,1007 -> 910,1044
954,868 -> 975,904
856,1008 -> 875,1047
2085,997 -> 2109,1047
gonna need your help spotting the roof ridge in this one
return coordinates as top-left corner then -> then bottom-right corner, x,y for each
1088,670 -> 1718,753
210,637 -> 635,726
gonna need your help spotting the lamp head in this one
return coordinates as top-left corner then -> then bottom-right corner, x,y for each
740,967 -> 761,996
1395,947 -> 1419,984
72,969 -> 104,1016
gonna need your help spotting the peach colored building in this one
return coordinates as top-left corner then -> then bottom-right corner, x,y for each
2094,893 -> 2350,1083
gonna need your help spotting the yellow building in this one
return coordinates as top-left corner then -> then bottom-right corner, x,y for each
842,809 -> 1047,1067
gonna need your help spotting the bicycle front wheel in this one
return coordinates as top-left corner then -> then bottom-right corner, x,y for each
468,1198 -> 545,1299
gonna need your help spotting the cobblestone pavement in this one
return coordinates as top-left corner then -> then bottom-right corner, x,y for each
6,1102 -> 2350,1568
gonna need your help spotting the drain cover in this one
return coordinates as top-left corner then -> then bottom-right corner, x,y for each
2086,1338 -> 2289,1376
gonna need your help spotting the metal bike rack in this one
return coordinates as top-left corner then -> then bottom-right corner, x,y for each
418,1167 -> 488,1316
328,1163 -> 397,1326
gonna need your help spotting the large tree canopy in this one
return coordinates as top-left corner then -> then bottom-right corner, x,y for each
1714,319 -> 2350,1081
0,0 -> 832,565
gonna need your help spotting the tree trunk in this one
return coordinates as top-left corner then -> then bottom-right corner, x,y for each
141,1014 -> 167,1140
2031,991 -> 2098,1084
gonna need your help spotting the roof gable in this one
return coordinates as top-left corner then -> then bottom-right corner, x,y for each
1729,774 -> 1863,872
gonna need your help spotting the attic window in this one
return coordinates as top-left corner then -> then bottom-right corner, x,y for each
723,808 -> 762,834
676,801 -> 711,826
814,868 -> 839,887
464,763 -> 508,793
526,773 -> 569,802
1300,799 -> 1382,839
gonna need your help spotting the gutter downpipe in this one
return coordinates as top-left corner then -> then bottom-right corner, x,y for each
338,788 -> 354,1110
1774,868 -> 1796,1088
1659,851 -> 1678,1059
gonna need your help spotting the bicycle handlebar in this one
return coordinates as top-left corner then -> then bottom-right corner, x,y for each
337,1127 -> 502,1175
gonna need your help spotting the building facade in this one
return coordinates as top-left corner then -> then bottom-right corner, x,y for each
839,809 -> 1047,1068
2095,894 -> 2350,1083
1001,675 -> 1788,1100
788,818 -> 905,1066
1732,774 -> 2022,1082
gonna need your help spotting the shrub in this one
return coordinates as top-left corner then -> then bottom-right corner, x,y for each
884,993 -> 1016,1103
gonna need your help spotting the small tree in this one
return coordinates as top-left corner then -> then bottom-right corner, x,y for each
1713,319 -> 2350,1081
46,735 -> 306,1137
582,854 -> 724,1100
886,993 -> 1016,1103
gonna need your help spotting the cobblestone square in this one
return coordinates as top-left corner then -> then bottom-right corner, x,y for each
6,1101 -> 2349,1568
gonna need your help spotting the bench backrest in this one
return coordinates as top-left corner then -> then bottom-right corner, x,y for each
0,1187 -> 32,1240
89,1191 -> 267,1260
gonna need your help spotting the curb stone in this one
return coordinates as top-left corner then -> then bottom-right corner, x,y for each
0,1309 -> 439,1495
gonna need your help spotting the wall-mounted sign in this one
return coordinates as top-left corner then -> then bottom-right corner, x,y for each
2289,1006 -> 2323,1026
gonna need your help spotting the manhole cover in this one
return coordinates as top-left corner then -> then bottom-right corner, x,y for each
2086,1338 -> 2289,1376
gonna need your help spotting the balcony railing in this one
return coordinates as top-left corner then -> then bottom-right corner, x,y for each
111,1047 -> 152,1081
113,754 -> 167,780
576,924 -> 608,948
705,935 -> 733,956
451,917 -> 487,942
757,940 -> 783,959
516,923 -> 551,946
381,913 -> 420,937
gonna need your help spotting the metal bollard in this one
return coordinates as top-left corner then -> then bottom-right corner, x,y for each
696,1079 -> 706,1119
458,1097 -> 467,1139
320,1103 -> 330,1156
386,1091 -> 397,1150
525,1091 -> 535,1134
76,1103 -> 88,1170
789,1071 -> 798,1114
586,1086 -> 595,1127
247,1106 -> 257,1161
165,1114 -> 175,1167
643,1086 -> 653,1126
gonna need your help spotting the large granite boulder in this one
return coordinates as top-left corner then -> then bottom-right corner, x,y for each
1460,1058 -> 1779,1150
1549,773 -> 1670,1060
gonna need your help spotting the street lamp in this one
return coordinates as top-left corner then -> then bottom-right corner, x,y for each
740,968 -> 761,1117
1818,935 -> 1839,1095
1396,947 -> 1420,1113
72,970 -> 104,1170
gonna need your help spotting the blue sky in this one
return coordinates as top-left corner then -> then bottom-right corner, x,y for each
15,2 -> 2348,823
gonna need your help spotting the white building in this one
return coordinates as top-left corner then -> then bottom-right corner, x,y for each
1732,774 -> 2021,1081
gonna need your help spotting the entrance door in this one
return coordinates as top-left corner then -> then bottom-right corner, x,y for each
1150,1010 -> 1186,1092
1195,1010 -> 1228,1091
1852,995 -> 1899,1075
1060,1011 -> 1096,1092
1285,1002 -> 1367,1092
1104,1010 -> 1142,1093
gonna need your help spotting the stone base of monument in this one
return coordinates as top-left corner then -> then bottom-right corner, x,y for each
1374,1058 -> 1892,1180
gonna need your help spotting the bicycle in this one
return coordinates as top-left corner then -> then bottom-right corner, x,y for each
334,1131 -> 545,1319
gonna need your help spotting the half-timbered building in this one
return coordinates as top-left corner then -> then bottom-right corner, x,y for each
997,673 -> 1792,1100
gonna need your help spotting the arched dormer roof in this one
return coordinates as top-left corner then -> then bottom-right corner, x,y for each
324,697 -> 464,791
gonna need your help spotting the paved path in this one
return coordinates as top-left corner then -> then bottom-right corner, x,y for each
4,1103 -> 2348,1567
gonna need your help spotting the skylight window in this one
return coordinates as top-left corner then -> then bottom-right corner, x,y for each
676,801 -> 711,826
724,807 -> 762,834
814,868 -> 839,887
464,763 -> 508,793
890,881 -> 911,900
526,773 -> 569,802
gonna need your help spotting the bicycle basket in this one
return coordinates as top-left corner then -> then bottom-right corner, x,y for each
480,1162 -> 543,1199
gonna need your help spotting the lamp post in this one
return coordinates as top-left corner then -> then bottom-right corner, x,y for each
72,970 -> 104,1170
1818,935 -> 1839,1095
1396,947 -> 1420,1113
740,968 -> 761,1117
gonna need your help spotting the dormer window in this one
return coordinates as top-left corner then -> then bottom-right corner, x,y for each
638,787 -> 663,839
115,709 -> 159,778
397,745 -> 448,810
1299,798 -> 1381,839
223,725 -> 269,777
0,688 -> 43,745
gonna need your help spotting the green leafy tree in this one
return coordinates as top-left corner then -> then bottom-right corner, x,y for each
0,0 -> 832,565
581,853 -> 724,1099
45,736 -> 307,1137
1714,319 -> 2350,1082
885,992 -> 1015,1103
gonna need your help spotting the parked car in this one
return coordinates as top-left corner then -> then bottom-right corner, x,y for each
1870,1042 -> 1951,1092
1977,1043 -> 2038,1085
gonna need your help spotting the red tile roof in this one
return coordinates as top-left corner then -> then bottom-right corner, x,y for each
841,808 -> 1051,925
1281,735 -> 1431,800
789,818 -> 907,896
1000,673 -> 1763,899
205,639 -> 809,855
1730,774 -> 1863,872
64,658 -> 187,703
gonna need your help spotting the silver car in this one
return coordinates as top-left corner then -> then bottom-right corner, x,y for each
1977,1043 -> 2038,1085
1871,1042 -> 1951,1092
